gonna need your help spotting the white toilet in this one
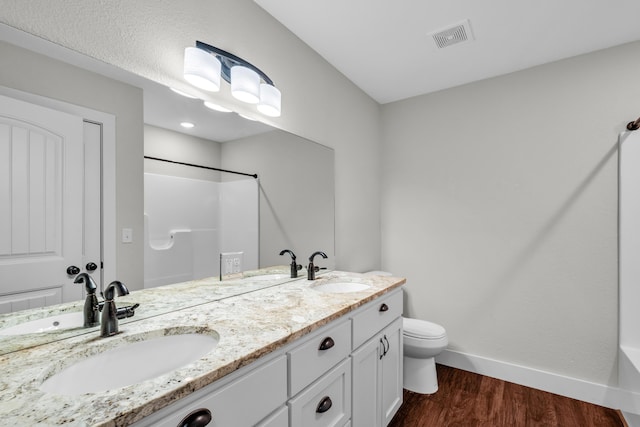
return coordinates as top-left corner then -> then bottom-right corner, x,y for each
363,271 -> 448,394
402,317 -> 448,394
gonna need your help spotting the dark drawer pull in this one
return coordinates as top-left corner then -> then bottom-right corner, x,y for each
319,336 -> 335,351
379,303 -> 389,312
316,396 -> 333,413
179,408 -> 212,427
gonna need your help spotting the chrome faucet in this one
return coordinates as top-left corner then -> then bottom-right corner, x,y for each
307,251 -> 328,280
280,249 -> 302,278
101,281 -> 129,337
74,273 -> 100,328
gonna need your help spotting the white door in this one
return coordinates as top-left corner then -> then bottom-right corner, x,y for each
0,94 -> 86,312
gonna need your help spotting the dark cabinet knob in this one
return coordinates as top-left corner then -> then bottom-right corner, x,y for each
316,396 -> 333,414
86,262 -> 98,271
379,303 -> 389,312
319,336 -> 335,351
178,408 -> 212,427
66,265 -> 80,275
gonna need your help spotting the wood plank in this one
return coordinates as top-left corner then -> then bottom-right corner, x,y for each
388,364 -> 626,427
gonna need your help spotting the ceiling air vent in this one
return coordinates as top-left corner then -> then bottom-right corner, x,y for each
430,19 -> 474,49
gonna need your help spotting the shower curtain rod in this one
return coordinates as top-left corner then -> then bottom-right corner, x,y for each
628,117 -> 640,131
144,156 -> 258,179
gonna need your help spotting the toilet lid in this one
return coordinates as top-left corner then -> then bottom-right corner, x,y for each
403,317 -> 446,339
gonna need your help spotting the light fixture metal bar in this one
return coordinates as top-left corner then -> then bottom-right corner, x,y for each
195,40 -> 274,87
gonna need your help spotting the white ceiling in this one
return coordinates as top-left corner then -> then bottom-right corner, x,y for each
255,0 -> 640,104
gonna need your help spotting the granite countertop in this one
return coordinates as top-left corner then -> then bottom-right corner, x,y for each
0,271 -> 404,426
0,266 -> 294,355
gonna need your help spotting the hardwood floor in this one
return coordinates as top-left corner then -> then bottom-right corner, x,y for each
388,364 -> 627,427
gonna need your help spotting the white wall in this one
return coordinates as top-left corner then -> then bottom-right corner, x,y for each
144,125 -> 222,181
222,130 -> 335,269
381,41 -> 640,387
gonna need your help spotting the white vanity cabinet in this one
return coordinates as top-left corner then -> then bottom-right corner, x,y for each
133,287 -> 403,427
351,290 -> 403,427
132,355 -> 288,427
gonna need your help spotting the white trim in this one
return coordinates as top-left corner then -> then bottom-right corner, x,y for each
0,86 -> 117,286
437,348 -> 640,415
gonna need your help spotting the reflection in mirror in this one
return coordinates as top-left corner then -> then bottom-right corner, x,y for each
0,27 -> 335,355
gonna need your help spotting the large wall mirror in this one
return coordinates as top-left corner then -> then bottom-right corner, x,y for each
0,26 -> 335,354
142,78 -> 335,287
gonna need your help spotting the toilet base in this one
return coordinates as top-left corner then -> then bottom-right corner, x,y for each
403,355 -> 438,394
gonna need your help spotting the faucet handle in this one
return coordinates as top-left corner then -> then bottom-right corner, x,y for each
116,303 -> 140,320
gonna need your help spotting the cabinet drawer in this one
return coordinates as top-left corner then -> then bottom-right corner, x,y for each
289,319 -> 351,396
134,355 -> 287,427
352,289 -> 403,350
289,358 -> 351,427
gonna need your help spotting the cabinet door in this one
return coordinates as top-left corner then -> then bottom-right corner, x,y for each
380,317 -> 403,425
351,335 -> 382,427
352,316 -> 403,427
133,355 -> 287,427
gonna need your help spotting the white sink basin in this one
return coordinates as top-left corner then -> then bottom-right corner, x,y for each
0,312 -> 85,336
313,282 -> 371,293
40,332 -> 219,395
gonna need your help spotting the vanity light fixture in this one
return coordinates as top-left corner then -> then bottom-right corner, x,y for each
183,41 -> 281,117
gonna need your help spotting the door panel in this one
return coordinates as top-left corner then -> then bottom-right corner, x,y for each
0,94 -> 84,312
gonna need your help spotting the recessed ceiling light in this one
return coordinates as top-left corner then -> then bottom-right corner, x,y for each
204,101 -> 232,113
180,122 -> 195,128
170,87 -> 198,99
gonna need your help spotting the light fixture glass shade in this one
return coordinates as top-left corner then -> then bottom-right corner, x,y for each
231,66 -> 260,104
184,47 -> 221,92
204,101 -> 232,113
257,84 -> 282,117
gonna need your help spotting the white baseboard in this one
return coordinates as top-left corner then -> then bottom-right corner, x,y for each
436,349 -> 640,417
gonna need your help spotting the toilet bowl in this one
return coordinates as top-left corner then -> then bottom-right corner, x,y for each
403,317 -> 448,394
363,271 -> 448,394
